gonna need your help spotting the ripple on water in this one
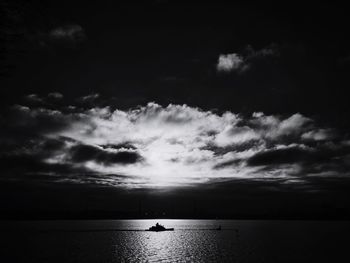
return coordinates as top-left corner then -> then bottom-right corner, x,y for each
113,229 -> 239,262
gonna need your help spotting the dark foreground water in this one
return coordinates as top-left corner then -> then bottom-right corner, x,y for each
0,219 -> 349,262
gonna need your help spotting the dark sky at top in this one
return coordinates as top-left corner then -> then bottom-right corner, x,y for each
2,1 -> 350,117
1,1 -> 350,218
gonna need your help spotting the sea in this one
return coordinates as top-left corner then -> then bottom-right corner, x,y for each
0,219 -> 349,262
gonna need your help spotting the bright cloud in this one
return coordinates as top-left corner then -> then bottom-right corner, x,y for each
217,53 -> 247,72
216,44 -> 279,73
1,97 -> 349,188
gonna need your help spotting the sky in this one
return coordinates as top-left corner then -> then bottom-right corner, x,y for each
1,1 -> 350,218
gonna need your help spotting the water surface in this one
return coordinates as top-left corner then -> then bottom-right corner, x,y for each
1,219 -> 349,262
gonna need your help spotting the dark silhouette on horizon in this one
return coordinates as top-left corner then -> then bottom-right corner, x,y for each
147,222 -> 174,232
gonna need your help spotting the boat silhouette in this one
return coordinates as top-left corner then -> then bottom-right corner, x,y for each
146,223 -> 174,232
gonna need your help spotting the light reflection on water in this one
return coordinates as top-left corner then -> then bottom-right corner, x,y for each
1,219 -> 349,262
113,220 -> 236,262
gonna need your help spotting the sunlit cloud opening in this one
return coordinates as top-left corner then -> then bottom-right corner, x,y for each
3,99 -> 348,188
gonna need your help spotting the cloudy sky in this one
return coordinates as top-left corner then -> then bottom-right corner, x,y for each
1,1 -> 350,218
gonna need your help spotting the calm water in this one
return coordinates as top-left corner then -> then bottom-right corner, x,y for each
0,219 -> 349,262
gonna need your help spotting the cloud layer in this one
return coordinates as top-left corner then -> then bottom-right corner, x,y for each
1,94 -> 349,188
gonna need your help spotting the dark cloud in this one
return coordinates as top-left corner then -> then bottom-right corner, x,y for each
247,144 -> 350,175
69,144 -> 143,165
8,105 -> 70,134
47,92 -> 64,100
213,159 -> 242,169
77,93 -> 100,104
100,143 -> 137,150
244,44 -> 280,59
247,147 -> 312,166
204,140 -> 262,156
0,153 -> 92,177
25,94 -> 43,103
49,24 -> 86,43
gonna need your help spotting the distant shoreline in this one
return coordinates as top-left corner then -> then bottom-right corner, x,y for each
2,216 -> 350,221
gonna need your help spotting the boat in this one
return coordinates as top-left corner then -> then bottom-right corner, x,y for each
146,223 -> 174,232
